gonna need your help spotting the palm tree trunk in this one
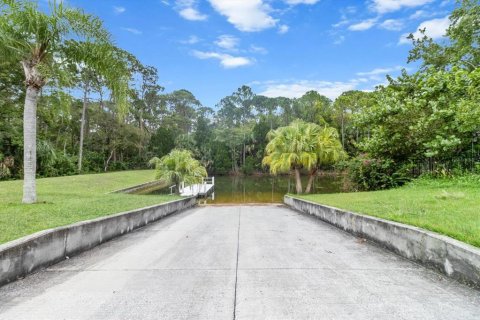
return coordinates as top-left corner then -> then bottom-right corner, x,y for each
294,167 -> 303,194
175,177 -> 181,195
305,168 -> 317,193
78,82 -> 89,172
22,85 -> 39,204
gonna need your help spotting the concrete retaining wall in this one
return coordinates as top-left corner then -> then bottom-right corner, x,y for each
285,195 -> 480,288
0,197 -> 196,287
110,180 -> 166,194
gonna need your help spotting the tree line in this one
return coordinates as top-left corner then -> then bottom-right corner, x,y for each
0,0 -> 479,201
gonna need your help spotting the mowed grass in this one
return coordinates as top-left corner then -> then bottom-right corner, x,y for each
0,170 -> 180,244
296,175 -> 480,247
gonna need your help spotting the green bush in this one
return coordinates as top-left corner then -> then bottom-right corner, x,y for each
211,143 -> 231,175
348,154 -> 412,190
242,156 -> 256,175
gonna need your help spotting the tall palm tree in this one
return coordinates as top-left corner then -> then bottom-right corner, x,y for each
305,126 -> 346,193
0,0 -> 130,203
262,120 -> 319,194
150,149 -> 207,195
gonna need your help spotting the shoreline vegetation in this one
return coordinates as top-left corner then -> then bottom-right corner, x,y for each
296,175 -> 480,248
0,170 -> 180,244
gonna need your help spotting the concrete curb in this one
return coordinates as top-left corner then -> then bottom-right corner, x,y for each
284,195 -> 480,289
0,197 -> 196,287
109,180 -> 165,194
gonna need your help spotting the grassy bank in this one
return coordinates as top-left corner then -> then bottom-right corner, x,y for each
297,175 -> 480,247
0,170 -> 179,244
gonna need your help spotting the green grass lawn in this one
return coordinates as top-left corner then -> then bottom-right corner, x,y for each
0,170 -> 180,244
296,175 -> 480,247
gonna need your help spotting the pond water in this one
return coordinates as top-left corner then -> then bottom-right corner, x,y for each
145,175 -> 344,204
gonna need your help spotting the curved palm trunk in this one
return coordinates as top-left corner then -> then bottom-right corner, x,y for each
294,167 -> 303,194
22,85 -> 39,204
175,177 -> 181,195
305,168 -> 317,194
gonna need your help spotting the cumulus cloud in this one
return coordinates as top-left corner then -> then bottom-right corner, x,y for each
176,0 -> 208,21
257,80 -> 358,100
379,19 -> 404,31
192,50 -> 253,68
399,16 -> 450,45
348,19 -> 377,31
254,66 -> 405,99
208,0 -> 277,32
409,10 -> 429,19
179,7 -> 207,20
215,35 -> 239,51
356,66 -> 403,76
370,0 -> 434,14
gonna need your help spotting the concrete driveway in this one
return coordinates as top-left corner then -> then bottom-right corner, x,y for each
0,205 -> 478,319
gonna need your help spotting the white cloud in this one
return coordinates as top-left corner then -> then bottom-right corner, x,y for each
409,9 -> 445,20
278,24 -> 290,34
113,6 -> 126,14
215,35 -> 239,51
284,0 -> 320,4
181,35 -> 201,44
333,20 -> 349,28
250,45 -> 268,55
121,27 -> 142,35
379,19 -> 404,31
192,50 -> 253,68
257,80 -> 358,100
356,66 -> 403,76
370,0 -> 434,14
348,19 -> 377,31
179,7 -> 208,21
399,16 -> 450,45
333,6 -> 356,28
208,0 -> 277,32
409,10 -> 427,19
176,0 -> 208,21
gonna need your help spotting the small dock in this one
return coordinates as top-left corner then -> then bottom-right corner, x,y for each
180,177 -> 215,197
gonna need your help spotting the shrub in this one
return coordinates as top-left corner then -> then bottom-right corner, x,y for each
242,156 -> 256,175
348,154 -> 412,190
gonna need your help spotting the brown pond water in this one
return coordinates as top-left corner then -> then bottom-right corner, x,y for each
145,175 -> 344,204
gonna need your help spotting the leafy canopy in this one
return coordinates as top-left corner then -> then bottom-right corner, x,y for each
0,0 -> 130,114
262,120 -> 345,174
150,149 -> 207,187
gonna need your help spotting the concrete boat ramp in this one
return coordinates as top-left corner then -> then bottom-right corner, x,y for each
0,205 -> 478,319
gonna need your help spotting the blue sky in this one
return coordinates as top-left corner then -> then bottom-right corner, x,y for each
62,0 -> 454,108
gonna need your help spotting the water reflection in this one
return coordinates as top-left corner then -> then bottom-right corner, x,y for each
207,175 -> 343,204
144,175 -> 344,204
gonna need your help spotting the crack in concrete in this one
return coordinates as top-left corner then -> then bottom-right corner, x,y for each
233,207 -> 241,320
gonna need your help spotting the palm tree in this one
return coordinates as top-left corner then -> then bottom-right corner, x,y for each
150,149 -> 208,195
262,120 -> 319,194
0,1 -> 130,203
305,126 -> 346,193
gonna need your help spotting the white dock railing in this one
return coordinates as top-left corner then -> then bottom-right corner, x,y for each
178,177 -> 215,197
